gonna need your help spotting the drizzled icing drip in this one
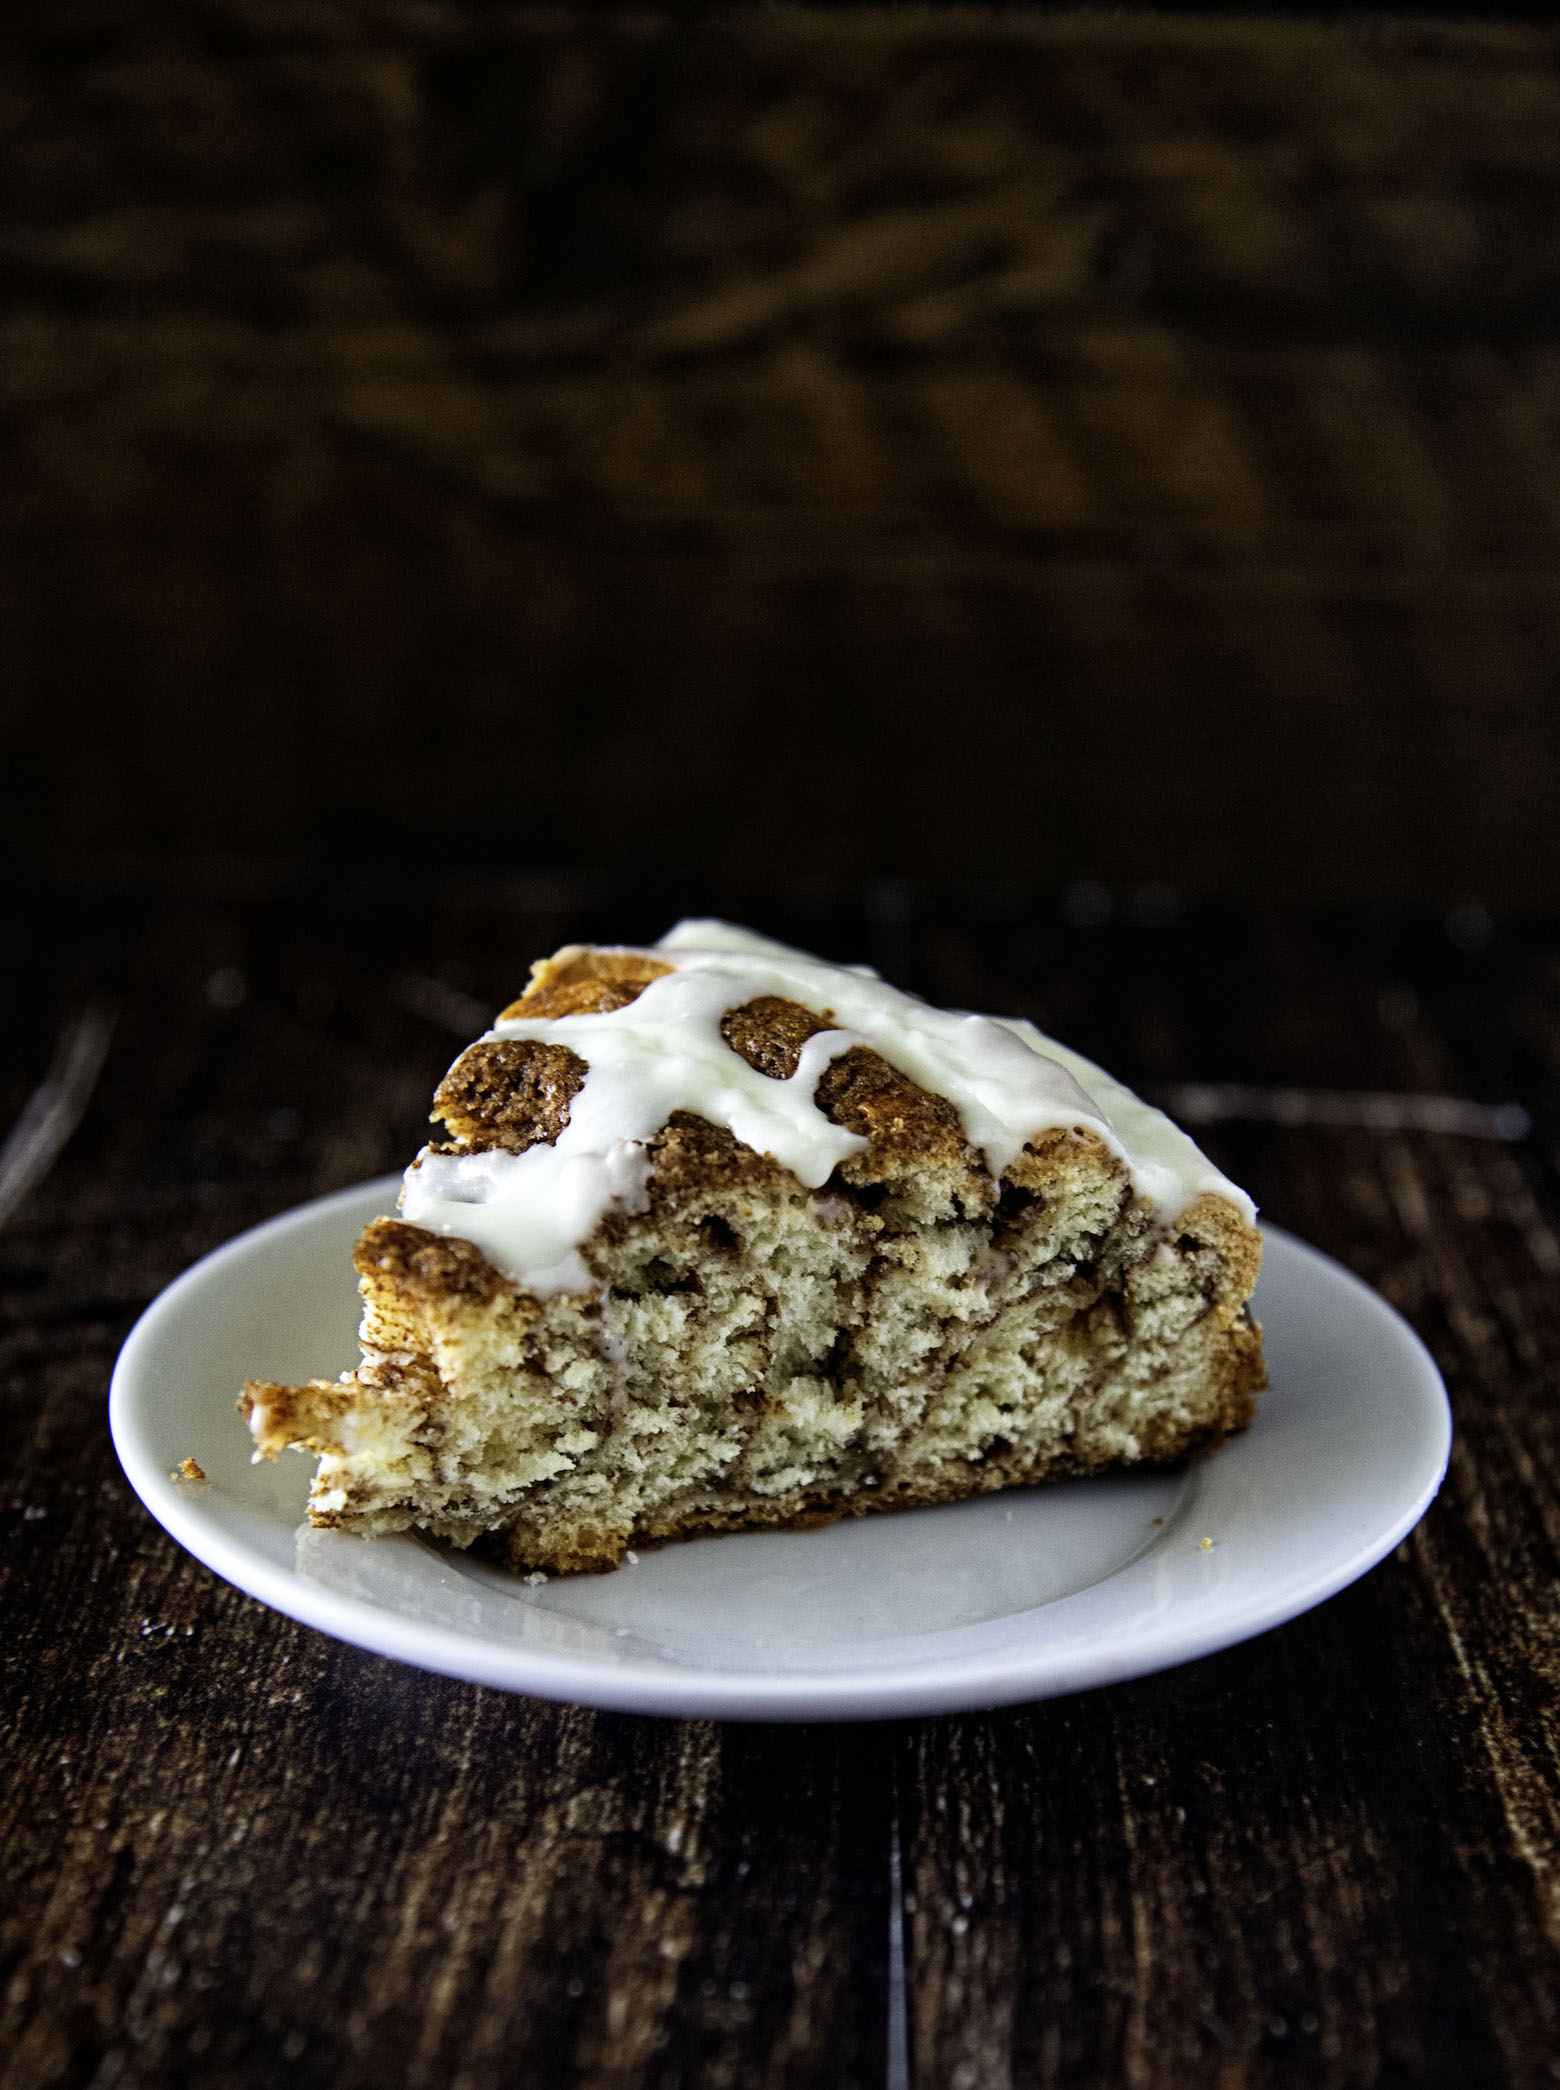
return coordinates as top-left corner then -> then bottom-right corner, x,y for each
400,920 -> 1255,1293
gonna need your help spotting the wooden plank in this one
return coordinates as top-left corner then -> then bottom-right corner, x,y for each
8,889 -> 1560,2086
898,918 -> 1560,2088
0,1522 -> 892,2089
0,893 -> 892,2090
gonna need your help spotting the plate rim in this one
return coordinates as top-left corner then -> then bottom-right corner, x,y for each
109,1178 -> 1452,1722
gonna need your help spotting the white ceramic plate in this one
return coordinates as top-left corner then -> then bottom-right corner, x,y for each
110,1177 -> 1450,1722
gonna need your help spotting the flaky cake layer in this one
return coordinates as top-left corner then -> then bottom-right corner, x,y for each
242,936 -> 1266,1575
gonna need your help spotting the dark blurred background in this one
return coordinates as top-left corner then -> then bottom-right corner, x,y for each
4,3 -> 1560,911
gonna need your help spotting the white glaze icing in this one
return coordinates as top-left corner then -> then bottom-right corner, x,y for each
400,919 -> 1255,1292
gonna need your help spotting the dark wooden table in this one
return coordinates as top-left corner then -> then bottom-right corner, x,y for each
4,874 -> 1559,2089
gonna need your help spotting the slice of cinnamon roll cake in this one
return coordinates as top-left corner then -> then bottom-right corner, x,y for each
242,921 -> 1266,1574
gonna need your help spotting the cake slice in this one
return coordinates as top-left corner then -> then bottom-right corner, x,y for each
242,921 -> 1265,1574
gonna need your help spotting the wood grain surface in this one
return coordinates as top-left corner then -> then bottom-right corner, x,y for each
3,876 -> 1559,2087
6,6 -> 1560,900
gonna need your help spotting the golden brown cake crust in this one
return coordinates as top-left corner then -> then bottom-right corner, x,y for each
816,1045 -> 979,1181
719,994 -> 832,1077
635,1109 -> 789,1202
500,946 -> 670,1021
464,969 -> 986,1194
434,1017 -> 983,1193
433,1038 -> 586,1153
353,1216 -> 509,1306
1172,1191 -> 1265,1320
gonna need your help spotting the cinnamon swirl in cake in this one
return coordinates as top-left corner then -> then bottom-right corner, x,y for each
241,922 -> 1265,1574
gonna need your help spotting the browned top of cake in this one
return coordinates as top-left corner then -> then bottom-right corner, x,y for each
434,952 -> 986,1200
355,1216 -> 510,1306
499,946 -> 672,1020
434,1038 -> 586,1154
